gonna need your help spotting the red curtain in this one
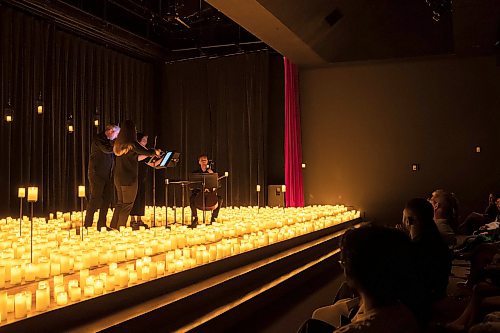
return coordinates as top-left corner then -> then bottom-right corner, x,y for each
284,57 -> 304,207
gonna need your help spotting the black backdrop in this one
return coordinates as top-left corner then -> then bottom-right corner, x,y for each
160,53 -> 284,207
0,5 -> 284,216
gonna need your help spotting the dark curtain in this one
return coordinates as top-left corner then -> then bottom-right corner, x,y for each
161,52 -> 282,207
0,6 -> 155,215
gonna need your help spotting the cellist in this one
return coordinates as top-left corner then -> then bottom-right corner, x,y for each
189,154 -> 223,228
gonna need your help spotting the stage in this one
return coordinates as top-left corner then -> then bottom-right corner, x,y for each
0,206 -> 361,332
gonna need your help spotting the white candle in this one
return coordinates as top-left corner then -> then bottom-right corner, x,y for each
225,171 -> 229,177
56,292 -> 68,306
14,293 -> 27,318
80,269 -> 89,289
83,285 -> 94,297
128,271 -> 138,285
256,185 -> 261,192
50,262 -> 61,276
94,279 -> 104,295
18,188 -> 26,198
69,286 -> 81,302
27,187 -> 38,202
36,286 -> 50,311
53,274 -> 64,286
38,258 -> 50,278
10,266 -> 22,285
68,125 -> 74,133
78,186 -> 85,198
0,292 -> 7,321
281,185 -> 286,193
24,291 -> 32,312
24,263 -> 36,282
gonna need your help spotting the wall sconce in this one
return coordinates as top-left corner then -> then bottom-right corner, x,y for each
4,99 -> 14,123
67,115 -> 74,133
35,92 -> 44,115
93,110 -> 100,127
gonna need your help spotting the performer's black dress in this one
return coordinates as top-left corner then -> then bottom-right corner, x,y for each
130,160 -> 148,216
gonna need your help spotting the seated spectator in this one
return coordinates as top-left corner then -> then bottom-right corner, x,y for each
311,225 -> 422,333
402,198 -> 452,301
459,194 -> 499,235
430,190 -> 458,246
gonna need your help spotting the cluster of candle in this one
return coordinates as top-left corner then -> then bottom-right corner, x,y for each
0,205 -> 359,324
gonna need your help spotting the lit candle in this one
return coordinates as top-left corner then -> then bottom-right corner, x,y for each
80,269 -> 89,289
68,125 -> 74,133
27,187 -> 38,202
24,291 -> 32,312
37,105 -> 43,114
24,263 -> 37,282
56,292 -> 68,306
256,185 -> 261,192
0,292 -> 7,321
0,266 -> 5,289
94,119 -> 99,127
83,285 -> 94,297
18,188 -> 26,198
94,279 -> 104,295
225,171 -> 229,177
38,258 -> 50,278
129,271 -> 138,285
53,285 -> 65,300
5,115 -> 12,122
78,186 -> 85,198
109,262 -> 117,276
10,266 -> 22,285
141,266 -> 150,281
69,286 -> 81,302
36,286 -> 49,311
281,185 -> 286,193
53,274 -> 64,286
7,295 -> 14,313
156,261 -> 165,276
14,293 -> 27,319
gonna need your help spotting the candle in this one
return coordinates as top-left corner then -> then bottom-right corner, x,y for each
78,186 -> 85,198
18,188 -> 26,198
83,285 -> 94,297
53,274 -> 64,286
25,263 -> 37,282
10,266 -> 22,285
24,291 -> 32,312
0,292 -> 7,321
51,262 -> 61,276
94,279 -> 104,295
38,258 -> 50,278
80,269 -> 89,289
36,286 -> 50,311
225,171 -> 229,177
14,293 -> 27,318
175,260 -> 183,272
156,261 -> 165,276
0,266 -> 5,288
7,295 -> 14,313
94,119 -> 99,127
27,187 -> 38,202
129,271 -> 138,285
68,125 -> 74,133
37,105 -> 43,114
109,262 -> 117,276
5,115 -> 12,122
56,292 -> 68,306
281,185 -> 286,193
69,286 -> 81,302
256,185 -> 261,192
54,285 -> 65,300
116,269 -> 128,288
141,266 -> 150,281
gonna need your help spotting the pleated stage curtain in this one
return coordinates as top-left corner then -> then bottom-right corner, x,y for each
160,52 -> 282,207
284,57 -> 304,207
0,6 -> 155,215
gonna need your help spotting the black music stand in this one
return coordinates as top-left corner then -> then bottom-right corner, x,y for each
189,173 -> 219,225
147,151 -> 179,228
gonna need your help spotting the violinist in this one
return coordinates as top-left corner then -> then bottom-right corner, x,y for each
189,154 -> 223,228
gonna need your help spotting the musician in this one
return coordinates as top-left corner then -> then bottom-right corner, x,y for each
84,124 -> 120,231
110,120 -> 160,230
189,154 -> 223,227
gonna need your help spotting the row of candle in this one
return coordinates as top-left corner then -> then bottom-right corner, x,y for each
0,205 -> 359,324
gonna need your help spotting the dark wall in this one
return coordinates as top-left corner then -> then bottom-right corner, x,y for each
300,56 -> 500,224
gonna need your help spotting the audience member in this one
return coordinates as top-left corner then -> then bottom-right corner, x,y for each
402,198 -> 452,301
459,194 -> 499,235
309,225 -> 422,333
430,190 -> 458,246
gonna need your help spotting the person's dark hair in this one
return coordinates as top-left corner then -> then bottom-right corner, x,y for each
198,154 -> 208,160
114,120 -> 136,156
405,198 -> 435,229
136,132 -> 147,142
340,225 -> 426,325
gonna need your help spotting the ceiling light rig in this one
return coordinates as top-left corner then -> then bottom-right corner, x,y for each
425,0 -> 453,22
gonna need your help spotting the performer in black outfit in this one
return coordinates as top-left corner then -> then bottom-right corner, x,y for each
84,124 -> 120,230
189,154 -> 223,228
110,120 -> 160,230
130,132 -> 150,230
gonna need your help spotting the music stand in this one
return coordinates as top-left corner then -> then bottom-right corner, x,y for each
189,173 -> 219,225
160,152 -> 180,228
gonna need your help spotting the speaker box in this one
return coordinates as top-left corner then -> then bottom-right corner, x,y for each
267,185 -> 285,207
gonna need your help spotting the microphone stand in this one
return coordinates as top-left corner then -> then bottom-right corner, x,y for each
152,136 -> 157,227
